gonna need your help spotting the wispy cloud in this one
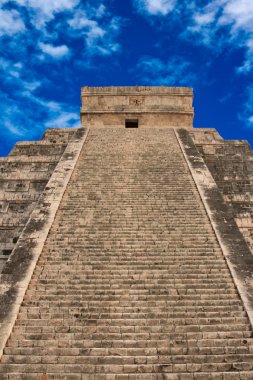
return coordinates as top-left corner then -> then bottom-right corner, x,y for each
0,0 -> 123,154
0,1 -> 123,58
68,9 -> 122,56
134,56 -> 196,86
134,0 -> 177,16
237,39 -> 253,74
13,0 -> 80,27
4,120 -> 26,137
45,112 -> 80,129
0,86 -> 80,139
39,42 -> 70,59
219,0 -> 253,33
183,0 -> 253,127
219,92 -> 232,104
239,86 -> 253,128
0,9 -> 25,35
133,0 -> 253,73
133,0 -> 253,130
184,0 -> 253,71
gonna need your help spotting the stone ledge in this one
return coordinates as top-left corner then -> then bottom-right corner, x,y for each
81,109 -> 194,115
81,86 -> 193,96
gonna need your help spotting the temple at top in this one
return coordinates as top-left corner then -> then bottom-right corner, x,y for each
81,86 -> 194,128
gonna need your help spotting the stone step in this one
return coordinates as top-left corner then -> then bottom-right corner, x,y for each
17,310 -> 247,319
7,330 -> 252,343
17,268 -> 235,274
0,362 -> 253,374
0,373 -> 252,380
30,276 -> 234,287
2,374 -> 253,380
26,284 -> 237,291
28,276 -> 234,283
9,327 -> 251,339
34,259 -> 228,265
40,249 -> 221,254
4,344 -> 253,357
25,291 -> 239,299
2,353 -> 253,366
0,372 -> 244,380
6,338 -> 253,350
24,289 -> 240,297
6,335 -> 253,345
14,316 -> 249,326
21,300 -> 244,308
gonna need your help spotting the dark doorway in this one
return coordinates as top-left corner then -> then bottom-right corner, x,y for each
125,119 -> 138,128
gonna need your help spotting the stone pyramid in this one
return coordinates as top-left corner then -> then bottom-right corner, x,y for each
0,86 -> 253,379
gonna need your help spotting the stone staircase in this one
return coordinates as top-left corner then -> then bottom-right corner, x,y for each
0,128 -> 253,379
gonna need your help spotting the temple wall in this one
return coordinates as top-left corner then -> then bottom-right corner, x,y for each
81,86 -> 194,128
81,112 -> 193,128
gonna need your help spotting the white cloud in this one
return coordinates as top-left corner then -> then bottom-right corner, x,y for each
0,58 -> 24,81
0,84 -> 80,139
0,9 -> 25,36
190,0 -> 253,36
23,80 -> 42,91
0,1 -> 122,59
96,4 -> 106,18
239,86 -> 253,128
68,10 -> 122,56
237,39 -> 253,73
0,48 -> 78,138
45,112 -> 80,129
135,0 -> 176,15
134,56 -> 196,85
134,0 -> 253,74
219,0 -> 253,32
185,0 -> 253,70
13,0 -> 80,26
219,92 -> 232,104
0,58 -> 43,97
68,11 -> 106,46
194,12 -> 216,26
4,120 -> 26,136
180,1 -> 253,128
39,42 -> 70,59
0,1 -> 123,151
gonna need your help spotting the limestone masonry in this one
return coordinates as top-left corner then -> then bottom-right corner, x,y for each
81,86 -> 193,128
0,86 -> 253,379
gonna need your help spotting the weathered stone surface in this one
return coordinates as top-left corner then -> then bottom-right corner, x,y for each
0,127 -> 88,361
81,86 -> 194,128
0,125 -> 253,377
176,128 -> 253,328
0,129 -> 77,271
0,86 -> 253,378
189,129 -> 253,254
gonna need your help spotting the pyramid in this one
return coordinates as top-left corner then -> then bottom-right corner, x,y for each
0,86 -> 253,379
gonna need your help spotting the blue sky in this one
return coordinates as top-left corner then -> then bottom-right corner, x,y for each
0,0 -> 253,155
